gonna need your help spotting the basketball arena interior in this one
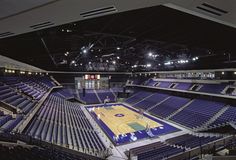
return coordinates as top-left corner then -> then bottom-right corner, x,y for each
0,1 -> 236,160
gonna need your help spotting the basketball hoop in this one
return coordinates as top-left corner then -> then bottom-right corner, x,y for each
138,108 -> 144,119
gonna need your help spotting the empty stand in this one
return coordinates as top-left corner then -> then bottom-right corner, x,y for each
130,141 -> 183,160
166,134 -> 222,149
170,99 -> 225,129
79,90 -> 100,104
133,93 -> 169,110
25,95 -> 106,155
149,96 -> 191,118
125,91 -> 153,105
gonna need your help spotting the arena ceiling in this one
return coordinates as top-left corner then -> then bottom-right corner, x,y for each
0,1 -> 236,72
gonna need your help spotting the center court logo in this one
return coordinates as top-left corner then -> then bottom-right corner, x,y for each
114,113 -> 125,117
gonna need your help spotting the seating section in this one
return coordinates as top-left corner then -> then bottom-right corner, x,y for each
124,89 -> 236,129
0,144 -> 87,160
175,82 -> 192,90
0,83 -> 37,114
131,79 -> 146,85
136,78 -> 230,95
209,106 -> 236,127
0,76 -> 55,100
145,79 -> 157,86
130,142 -> 183,160
0,111 -> 23,133
125,91 -> 153,105
0,75 -> 56,115
157,81 -> 172,88
0,75 -> 58,134
166,134 -> 222,149
53,88 -> 75,99
78,89 -> 118,104
133,93 -> 169,110
110,87 -> 123,93
198,83 -> 227,94
96,89 -> 116,103
149,96 -> 191,118
130,134 -> 222,160
79,90 -> 100,104
25,95 -> 106,153
170,99 -> 225,128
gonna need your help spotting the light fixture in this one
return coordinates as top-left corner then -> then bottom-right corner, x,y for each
178,60 -> 189,64
64,51 -> 69,56
117,47 -> 120,50
148,52 -> 153,57
192,57 -> 198,61
83,49 -> 88,54
146,64 -> 151,67
164,61 -> 171,65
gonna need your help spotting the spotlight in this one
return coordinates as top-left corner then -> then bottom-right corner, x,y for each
164,61 -> 171,65
148,52 -> 153,57
146,64 -> 151,67
117,56 -> 120,59
117,47 -> 121,50
112,61 -> 116,64
192,57 -> 198,61
83,49 -> 88,54
64,51 -> 69,56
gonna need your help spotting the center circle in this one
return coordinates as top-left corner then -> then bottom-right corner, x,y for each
115,113 -> 125,117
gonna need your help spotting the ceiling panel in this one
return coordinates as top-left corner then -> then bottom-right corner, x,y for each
0,0 -> 56,19
0,0 -> 235,39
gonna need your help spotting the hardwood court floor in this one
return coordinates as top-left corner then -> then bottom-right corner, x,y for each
92,104 -> 163,136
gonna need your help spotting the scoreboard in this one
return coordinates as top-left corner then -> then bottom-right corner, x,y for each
75,74 -> 109,90
84,74 -> 100,80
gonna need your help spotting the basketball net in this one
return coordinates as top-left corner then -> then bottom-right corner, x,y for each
138,108 -> 144,119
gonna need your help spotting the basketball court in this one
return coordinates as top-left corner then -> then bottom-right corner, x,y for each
86,103 -> 179,145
